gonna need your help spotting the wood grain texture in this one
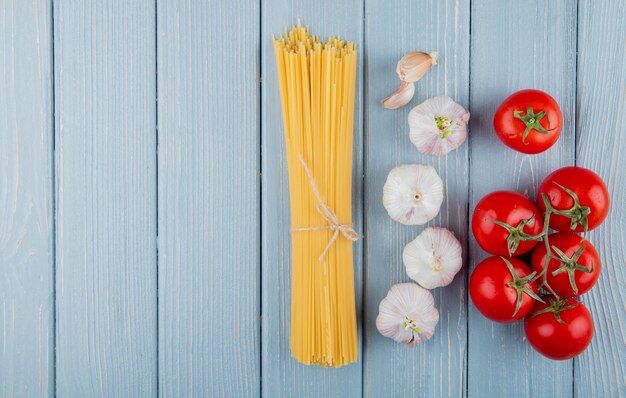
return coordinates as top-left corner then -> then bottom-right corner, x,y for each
575,1 -> 626,396
468,1 -> 577,396
261,1 -> 364,396
363,1 -> 470,396
54,1 -> 157,395
0,0 -> 54,396
157,1 -> 260,396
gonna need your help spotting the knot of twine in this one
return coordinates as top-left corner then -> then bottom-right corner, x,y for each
291,155 -> 359,262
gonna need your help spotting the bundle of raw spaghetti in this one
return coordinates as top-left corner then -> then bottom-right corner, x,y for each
273,23 -> 358,367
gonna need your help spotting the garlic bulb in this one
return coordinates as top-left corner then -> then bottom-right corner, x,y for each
376,283 -> 439,346
382,164 -> 443,225
396,51 -> 438,83
408,96 -> 470,156
381,81 -> 415,110
403,227 -> 463,289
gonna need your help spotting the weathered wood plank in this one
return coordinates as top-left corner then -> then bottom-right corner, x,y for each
157,1 -> 260,396
468,1 -> 577,396
54,1 -> 157,395
0,0 -> 54,396
575,1 -> 626,396
363,1 -> 470,396
261,2 -> 364,396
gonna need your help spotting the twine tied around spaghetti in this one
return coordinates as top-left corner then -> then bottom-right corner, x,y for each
291,155 -> 359,262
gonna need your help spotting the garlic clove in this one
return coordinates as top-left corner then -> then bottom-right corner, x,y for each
382,164 -> 443,225
376,283 -> 439,346
403,227 -> 463,289
381,81 -> 415,110
408,96 -> 470,156
396,51 -> 438,83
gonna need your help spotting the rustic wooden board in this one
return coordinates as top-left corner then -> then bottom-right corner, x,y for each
0,0 -> 54,396
157,1 -> 261,396
467,1 -> 577,396
363,1 -> 470,396
575,0 -> 626,396
54,1 -> 157,395
261,1 -> 364,396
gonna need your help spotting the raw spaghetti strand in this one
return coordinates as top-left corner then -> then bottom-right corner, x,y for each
273,23 -> 358,367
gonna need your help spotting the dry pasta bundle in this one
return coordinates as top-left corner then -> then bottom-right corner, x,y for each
272,23 -> 358,367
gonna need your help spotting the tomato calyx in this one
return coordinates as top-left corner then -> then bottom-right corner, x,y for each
550,244 -> 594,295
513,107 -> 556,144
530,297 -> 579,325
489,216 -> 541,256
502,257 -> 544,317
530,194 -> 569,298
547,182 -> 592,232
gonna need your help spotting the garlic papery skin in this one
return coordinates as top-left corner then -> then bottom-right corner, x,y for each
403,227 -> 463,289
408,96 -> 470,156
381,81 -> 415,110
396,51 -> 438,83
382,164 -> 443,225
376,283 -> 439,346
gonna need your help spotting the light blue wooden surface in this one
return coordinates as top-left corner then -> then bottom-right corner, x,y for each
54,1 -> 157,395
157,1 -> 260,396
0,0 -> 625,397
0,0 -> 54,396
576,1 -> 626,395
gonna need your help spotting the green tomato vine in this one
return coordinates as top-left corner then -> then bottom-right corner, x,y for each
495,182 -> 595,301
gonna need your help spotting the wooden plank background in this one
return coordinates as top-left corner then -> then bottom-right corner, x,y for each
575,0 -> 626,395
0,0 -> 54,396
157,0 -> 260,396
54,1 -> 157,395
0,0 -> 624,397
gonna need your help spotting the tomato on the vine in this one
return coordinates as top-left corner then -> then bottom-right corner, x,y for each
537,166 -> 610,232
493,89 -> 562,154
470,256 -> 541,322
524,296 -> 594,360
531,233 -> 601,297
472,190 -> 543,256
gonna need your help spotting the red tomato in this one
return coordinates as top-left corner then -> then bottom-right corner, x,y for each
537,166 -> 610,232
524,296 -> 593,360
531,233 -> 601,297
470,256 -> 541,322
472,191 -> 543,256
493,89 -> 563,154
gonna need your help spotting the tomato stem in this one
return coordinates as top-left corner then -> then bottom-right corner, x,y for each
551,182 -> 592,232
489,182 -> 592,299
540,196 -> 560,298
530,296 -> 579,325
524,194 -> 561,299
513,107 -> 556,144
502,257 -> 544,317
520,189 -> 594,299
489,216 -> 541,257
550,245 -> 594,295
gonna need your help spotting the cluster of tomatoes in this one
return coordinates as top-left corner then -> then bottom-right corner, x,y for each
469,89 -> 611,360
